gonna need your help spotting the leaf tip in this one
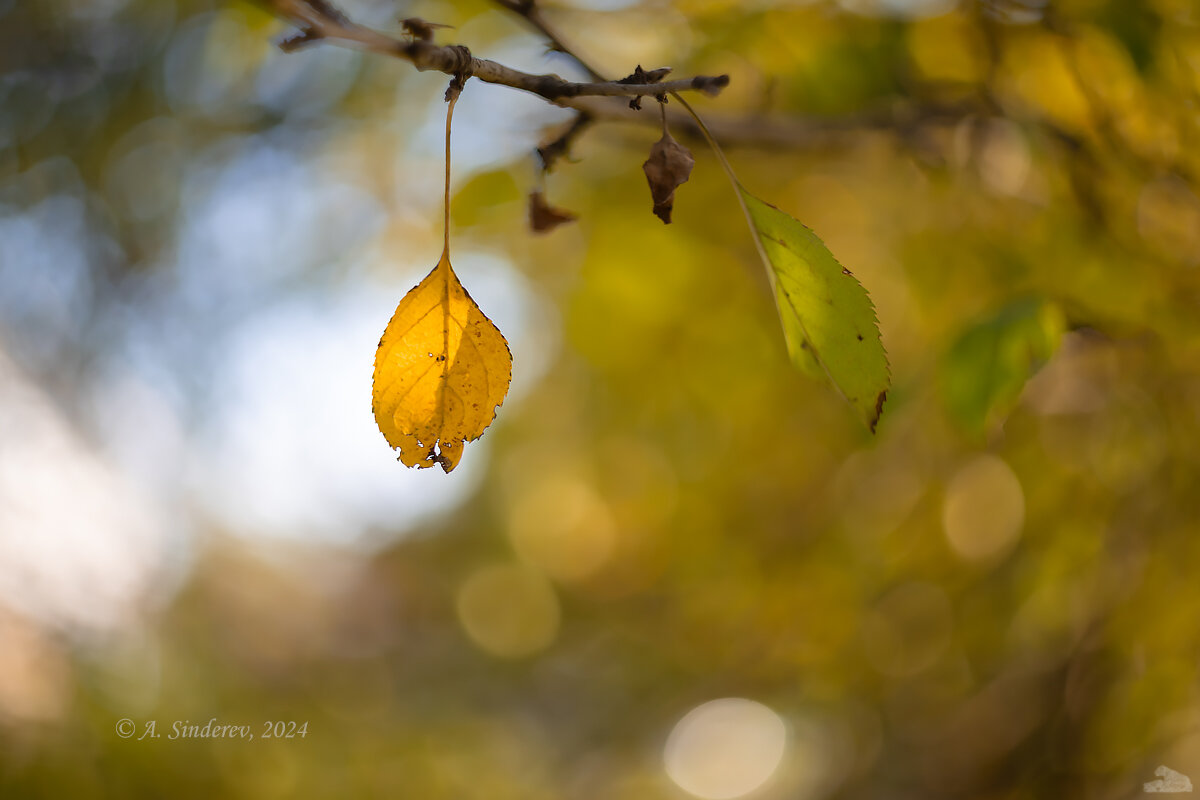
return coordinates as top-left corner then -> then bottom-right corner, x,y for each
870,390 -> 887,434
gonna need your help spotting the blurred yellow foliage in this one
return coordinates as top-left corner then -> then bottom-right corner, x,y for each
999,31 -> 1094,131
907,12 -> 986,84
4,1 -> 1200,798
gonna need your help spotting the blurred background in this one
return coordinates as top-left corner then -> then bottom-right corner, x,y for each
2,0 -> 1200,797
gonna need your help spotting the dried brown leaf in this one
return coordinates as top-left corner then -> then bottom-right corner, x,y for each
617,65 -> 672,85
529,190 -> 577,233
401,17 -> 453,41
642,130 -> 694,224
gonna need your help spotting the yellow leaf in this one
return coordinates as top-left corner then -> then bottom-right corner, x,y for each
372,251 -> 512,473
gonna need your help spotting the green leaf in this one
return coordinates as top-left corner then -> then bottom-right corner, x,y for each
941,297 -> 1065,436
666,94 -> 889,432
740,189 -> 891,432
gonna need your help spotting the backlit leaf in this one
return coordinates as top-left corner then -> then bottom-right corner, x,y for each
740,189 -> 890,432
372,251 -> 512,473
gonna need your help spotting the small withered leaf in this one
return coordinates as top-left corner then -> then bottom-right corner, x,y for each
401,17 -> 453,42
529,190 -> 577,233
642,130 -> 694,224
617,65 -> 672,85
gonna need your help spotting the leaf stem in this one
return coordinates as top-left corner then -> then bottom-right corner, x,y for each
444,89 -> 459,257
669,92 -> 776,294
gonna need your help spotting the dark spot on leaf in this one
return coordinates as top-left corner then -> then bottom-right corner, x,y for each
857,334 -> 863,341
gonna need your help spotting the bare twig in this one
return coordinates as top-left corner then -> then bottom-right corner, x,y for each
537,112 -> 594,172
262,0 -> 728,102
563,94 -> 988,150
492,0 -> 606,82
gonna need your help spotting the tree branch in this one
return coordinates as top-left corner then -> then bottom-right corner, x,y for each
262,0 -> 728,102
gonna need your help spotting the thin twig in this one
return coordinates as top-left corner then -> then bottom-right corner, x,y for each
493,0 -> 606,82
262,0 -> 728,102
537,112 -> 594,172
560,93 -> 986,149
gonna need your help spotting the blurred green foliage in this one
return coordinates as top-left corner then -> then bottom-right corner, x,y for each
2,0 -> 1200,799
941,297 -> 1065,436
